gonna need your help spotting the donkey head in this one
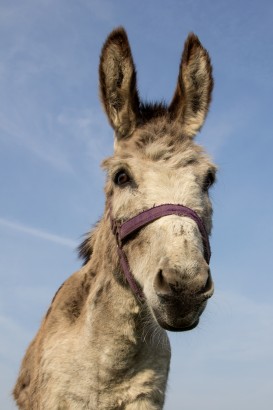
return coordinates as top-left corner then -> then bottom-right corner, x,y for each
100,27 -> 216,331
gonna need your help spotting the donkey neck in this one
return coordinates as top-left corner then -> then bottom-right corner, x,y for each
80,214 -> 170,385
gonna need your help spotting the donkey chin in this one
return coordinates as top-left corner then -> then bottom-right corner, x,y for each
152,299 -> 207,332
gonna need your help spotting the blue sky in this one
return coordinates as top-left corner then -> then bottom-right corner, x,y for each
1,0 -> 273,408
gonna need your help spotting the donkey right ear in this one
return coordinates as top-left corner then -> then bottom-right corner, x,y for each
169,33 -> 213,138
99,27 -> 140,139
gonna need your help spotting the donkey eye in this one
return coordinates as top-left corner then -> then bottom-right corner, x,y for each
203,170 -> 215,192
114,170 -> 131,186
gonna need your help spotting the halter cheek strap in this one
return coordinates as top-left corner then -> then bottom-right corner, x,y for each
110,204 -> 211,301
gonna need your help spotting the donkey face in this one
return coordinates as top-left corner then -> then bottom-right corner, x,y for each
100,28 -> 216,331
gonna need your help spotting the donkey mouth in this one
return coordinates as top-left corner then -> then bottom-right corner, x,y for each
152,307 -> 202,332
158,318 -> 200,332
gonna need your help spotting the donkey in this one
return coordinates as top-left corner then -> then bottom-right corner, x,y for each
14,27 -> 216,409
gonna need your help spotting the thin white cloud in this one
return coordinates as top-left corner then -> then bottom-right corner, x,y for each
0,217 -> 77,248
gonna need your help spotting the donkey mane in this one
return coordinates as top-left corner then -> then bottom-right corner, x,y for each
78,224 -> 99,265
139,101 -> 169,122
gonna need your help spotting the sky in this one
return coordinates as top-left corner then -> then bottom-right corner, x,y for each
1,0 -> 273,408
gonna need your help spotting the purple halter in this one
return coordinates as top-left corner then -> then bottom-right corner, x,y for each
110,204 -> 211,301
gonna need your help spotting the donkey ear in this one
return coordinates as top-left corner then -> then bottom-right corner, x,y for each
99,27 -> 140,139
169,33 -> 213,138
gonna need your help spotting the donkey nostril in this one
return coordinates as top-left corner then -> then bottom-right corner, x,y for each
201,272 -> 214,296
154,269 -> 172,296
157,270 -> 164,287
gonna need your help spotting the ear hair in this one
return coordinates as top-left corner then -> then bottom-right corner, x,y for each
169,33 -> 213,138
99,27 -> 140,139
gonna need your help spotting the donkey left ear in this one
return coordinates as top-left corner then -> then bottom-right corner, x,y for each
169,33 -> 213,138
99,27 -> 140,139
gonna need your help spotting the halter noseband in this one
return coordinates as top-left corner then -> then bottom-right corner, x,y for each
110,204 -> 211,301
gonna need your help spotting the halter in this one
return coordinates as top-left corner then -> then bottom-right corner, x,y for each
110,204 -> 211,301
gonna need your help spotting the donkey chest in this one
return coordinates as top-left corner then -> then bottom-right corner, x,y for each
53,364 -> 169,410
42,330 -> 170,409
